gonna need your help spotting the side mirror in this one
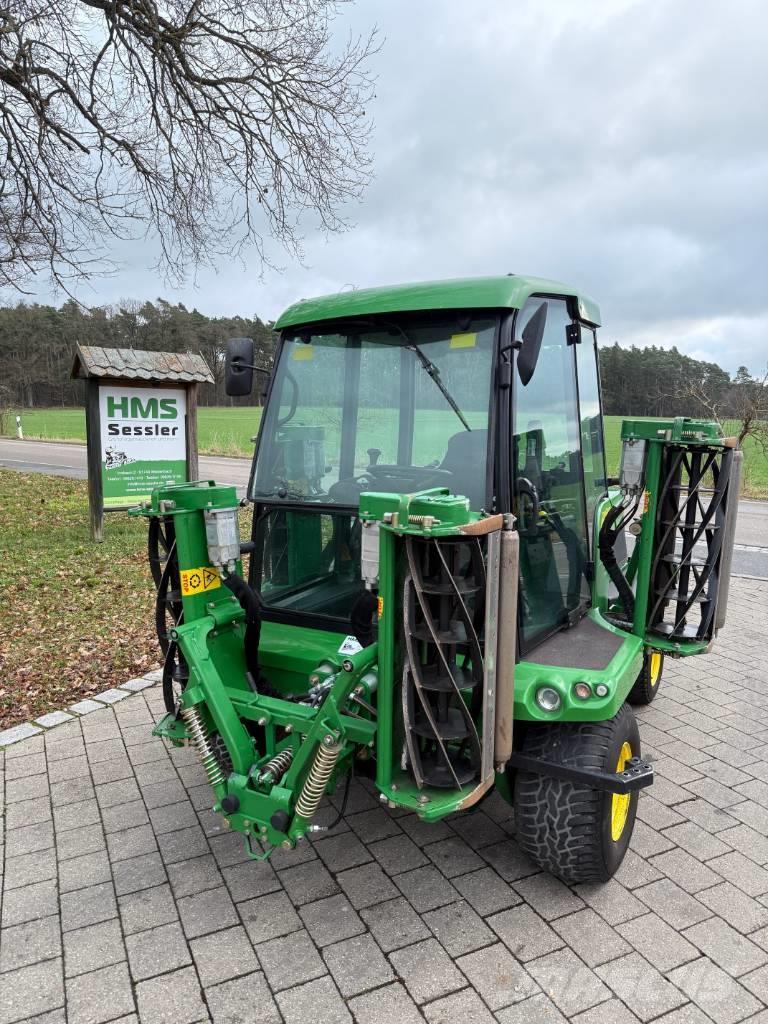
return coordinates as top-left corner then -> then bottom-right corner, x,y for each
225,337 -> 255,396
517,302 -> 548,386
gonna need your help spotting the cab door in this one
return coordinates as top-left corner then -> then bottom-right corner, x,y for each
512,297 -> 591,653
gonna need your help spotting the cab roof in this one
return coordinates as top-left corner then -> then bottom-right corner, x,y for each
274,274 -> 601,330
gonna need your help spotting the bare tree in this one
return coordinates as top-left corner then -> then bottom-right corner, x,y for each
682,364 -> 768,454
0,1 -> 377,291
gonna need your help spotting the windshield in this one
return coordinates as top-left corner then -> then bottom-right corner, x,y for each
251,315 -> 497,511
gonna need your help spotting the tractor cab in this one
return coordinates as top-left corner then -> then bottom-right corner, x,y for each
240,277 -> 605,660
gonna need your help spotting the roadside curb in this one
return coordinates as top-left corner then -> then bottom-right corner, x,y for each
0,668 -> 162,750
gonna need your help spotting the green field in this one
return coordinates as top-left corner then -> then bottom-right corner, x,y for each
5,406 -> 767,496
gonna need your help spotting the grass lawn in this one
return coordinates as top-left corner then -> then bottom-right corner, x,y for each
0,470 -> 159,729
6,406 -> 768,497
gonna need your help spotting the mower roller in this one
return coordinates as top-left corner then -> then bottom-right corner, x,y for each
134,275 -> 740,883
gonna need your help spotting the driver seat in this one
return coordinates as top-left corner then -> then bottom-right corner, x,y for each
439,430 -> 488,510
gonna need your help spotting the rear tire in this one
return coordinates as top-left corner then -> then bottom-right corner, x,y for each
628,649 -> 664,706
513,703 -> 641,884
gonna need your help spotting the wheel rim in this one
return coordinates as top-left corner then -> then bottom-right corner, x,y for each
611,741 -> 633,841
650,651 -> 662,687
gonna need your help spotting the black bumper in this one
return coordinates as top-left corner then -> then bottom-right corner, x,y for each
508,753 -> 654,795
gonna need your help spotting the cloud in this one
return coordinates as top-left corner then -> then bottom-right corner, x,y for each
20,0 -> 768,373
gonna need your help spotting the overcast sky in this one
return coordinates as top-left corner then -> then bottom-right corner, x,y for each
29,0 -> 768,373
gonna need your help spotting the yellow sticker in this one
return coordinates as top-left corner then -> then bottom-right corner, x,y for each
643,490 -> 650,514
377,596 -> 384,619
180,566 -> 221,597
450,332 -> 477,349
292,344 -> 313,361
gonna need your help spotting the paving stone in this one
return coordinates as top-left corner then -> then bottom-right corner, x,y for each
424,986 -> 496,1024
718,824 -> 768,866
6,821 -> 54,859
676,798 -> 739,833
552,908 -> 631,967
457,942 -> 539,1010
222,858 -> 282,902
57,850 -> 111,895
571,997 -> 643,1023
649,847 -> 723,893
488,903 -> 564,962
526,948 -> 611,1018
366,833 -> 427,875
7,796 -> 52,829
156,824 -> 210,865
741,963 -> 768,1003
662,821 -> 733,860
392,864 -> 460,913
167,854 -> 223,898
2,880 -> 59,927
239,889 -> 303,945
630,820 -> 676,858
60,881 -> 117,932
613,850 -> 664,890
66,962 -> 135,1024
112,851 -> 167,896
346,807 -> 403,843
3,848 -> 57,889
106,823 -> 158,863
120,676 -> 158,692
480,839 -> 539,882
360,895 -> 430,952
635,879 -> 712,930
0,722 -> 43,747
573,879 -> 646,925
683,918 -> 768,977
707,851 -> 768,896
451,867 -> 520,917
277,858 -> 339,906
0,915 -> 61,973
94,778 -> 141,809
119,883 -> 178,935
0,957 -> 64,1024
668,956 -> 762,1024
619,912 -> 699,972
697,881 -> 768,934
298,893 -> 365,948
323,933 -> 394,997
495,992 -> 567,1024
69,699 -> 105,716
5,773 -> 50,803
513,872 -> 585,920
424,836 -> 485,879
207,971 -> 281,1024
389,938 -> 466,1004
125,921 -> 192,981
337,862 -> 399,909
148,799 -> 198,834
55,822 -> 105,861
63,918 -> 126,977
257,929 -> 327,992
423,899 -> 495,956
314,830 -> 373,872
348,981 -> 424,1024
190,924 -> 260,987
596,951 -> 687,1021
178,884 -> 239,939
135,965 -> 207,1024
276,975 -> 351,1024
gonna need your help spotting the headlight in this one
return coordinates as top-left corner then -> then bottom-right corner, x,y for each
574,682 -> 592,700
535,686 -> 562,712
595,683 -> 609,697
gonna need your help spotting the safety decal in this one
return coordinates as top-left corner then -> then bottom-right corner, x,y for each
377,596 -> 384,619
180,566 -> 221,597
449,332 -> 477,349
338,635 -> 363,656
292,343 -> 313,361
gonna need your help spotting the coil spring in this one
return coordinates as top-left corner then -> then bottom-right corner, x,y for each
181,704 -> 226,789
259,747 -> 294,785
295,737 -> 341,821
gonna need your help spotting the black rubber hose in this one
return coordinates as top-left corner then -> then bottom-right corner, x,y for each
350,589 -> 378,647
222,573 -> 284,699
599,502 -> 636,620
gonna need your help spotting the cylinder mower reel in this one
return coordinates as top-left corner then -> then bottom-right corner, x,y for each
132,274 -> 739,885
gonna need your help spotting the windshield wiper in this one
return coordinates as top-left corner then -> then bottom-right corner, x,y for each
406,339 -> 471,432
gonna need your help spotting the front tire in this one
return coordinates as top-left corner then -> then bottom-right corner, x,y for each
513,703 -> 641,884
628,649 -> 664,705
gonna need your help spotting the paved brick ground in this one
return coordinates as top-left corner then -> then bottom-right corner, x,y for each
1,576 -> 767,1024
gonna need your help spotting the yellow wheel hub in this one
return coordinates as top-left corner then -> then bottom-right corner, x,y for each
611,741 -> 633,841
650,651 -> 662,687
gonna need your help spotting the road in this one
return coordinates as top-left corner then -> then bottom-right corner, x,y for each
2,437 -> 766,577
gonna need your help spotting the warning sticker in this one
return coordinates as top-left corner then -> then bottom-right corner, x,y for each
377,596 -> 384,619
292,344 -> 313,361
450,332 -> 477,349
180,566 -> 221,597
338,635 -> 363,656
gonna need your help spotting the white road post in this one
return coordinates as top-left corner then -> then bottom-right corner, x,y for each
15,415 -> 23,439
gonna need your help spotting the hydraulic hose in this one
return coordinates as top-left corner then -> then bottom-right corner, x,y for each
598,499 -> 638,621
222,572 -> 283,699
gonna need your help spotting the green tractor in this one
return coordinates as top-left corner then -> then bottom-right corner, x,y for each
137,275 -> 740,883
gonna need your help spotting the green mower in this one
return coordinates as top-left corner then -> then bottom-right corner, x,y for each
136,275 -> 740,883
